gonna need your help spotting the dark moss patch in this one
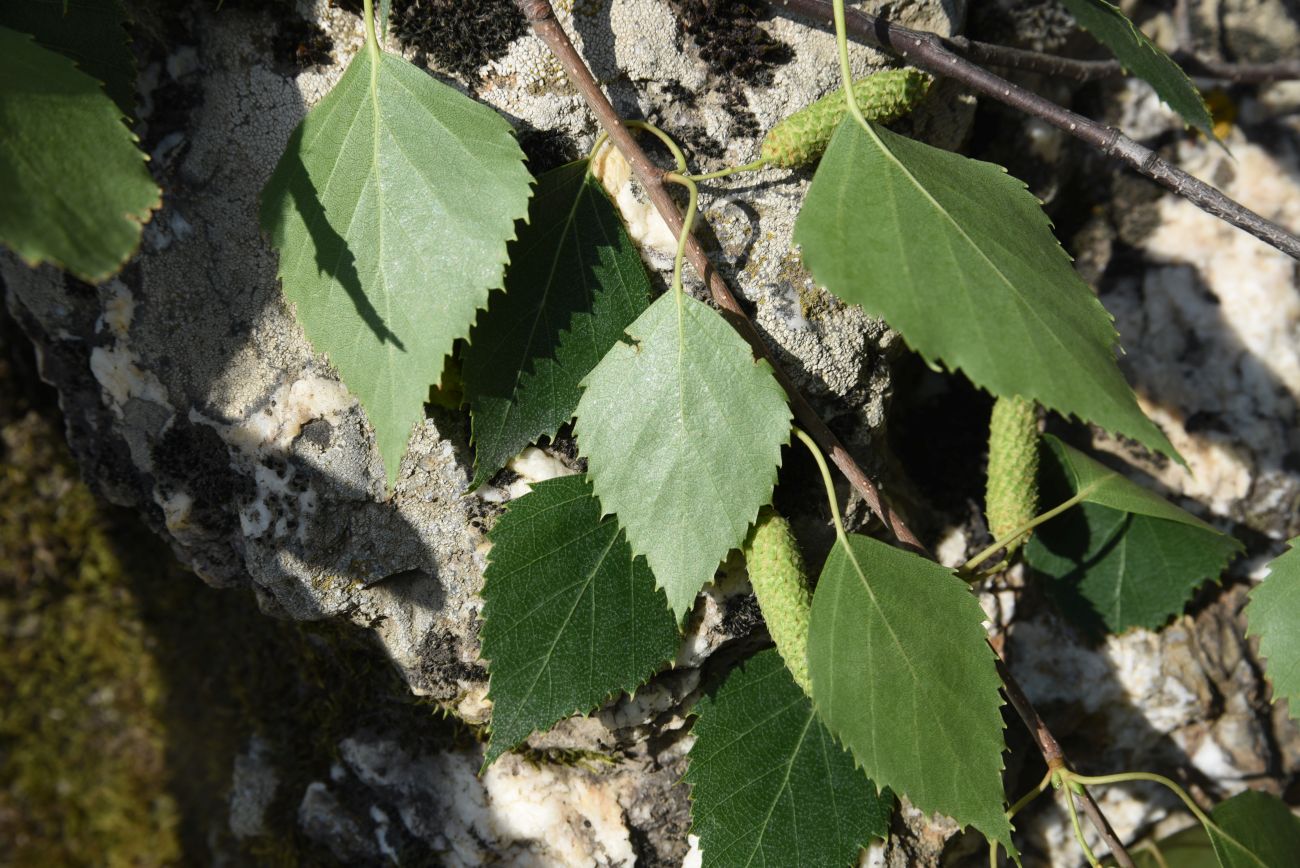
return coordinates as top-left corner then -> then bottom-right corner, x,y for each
668,0 -> 793,86
389,0 -> 527,80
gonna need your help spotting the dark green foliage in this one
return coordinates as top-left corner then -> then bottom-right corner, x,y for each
685,649 -> 891,868
480,476 -> 679,764
464,161 -> 652,488
0,0 -> 136,114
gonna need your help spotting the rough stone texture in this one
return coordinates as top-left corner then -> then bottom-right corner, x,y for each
6,0 -> 1300,864
0,0 -> 931,863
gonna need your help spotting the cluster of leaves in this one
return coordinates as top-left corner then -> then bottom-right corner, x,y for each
6,1 -> 1300,866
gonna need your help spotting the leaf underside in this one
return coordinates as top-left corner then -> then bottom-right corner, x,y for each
1246,540 -> 1300,720
260,44 -> 532,487
685,649 -> 891,868
1027,436 -> 1241,634
574,292 -> 793,619
479,476 -> 679,765
0,0 -> 136,114
0,26 -> 158,283
806,533 -> 1014,852
1059,0 -> 1215,139
794,118 -> 1176,463
464,160 -> 651,488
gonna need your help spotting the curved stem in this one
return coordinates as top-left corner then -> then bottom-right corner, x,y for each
795,427 -> 847,541
688,159 -> 770,182
1066,771 -> 1214,829
663,172 -> 698,297
1007,767 -> 1055,822
831,0 -> 872,132
623,120 -> 688,172
962,490 -> 1087,574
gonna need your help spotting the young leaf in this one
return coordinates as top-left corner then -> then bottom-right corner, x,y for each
0,0 -> 136,115
574,292 -> 792,619
0,26 -> 159,283
806,534 -> 1014,852
1059,0 -> 1215,140
479,475 -> 679,765
685,649 -> 892,868
1025,436 -> 1241,633
1205,788 -> 1300,868
793,118 -> 1177,463
463,161 -> 651,488
260,41 -> 531,487
1246,540 -> 1300,719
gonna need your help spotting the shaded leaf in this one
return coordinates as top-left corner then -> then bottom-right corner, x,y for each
686,649 -> 891,868
1207,789 -> 1300,868
261,41 -> 531,487
1246,540 -> 1300,719
0,0 -> 136,115
574,292 -> 792,619
480,476 -> 679,765
1026,436 -> 1240,633
806,533 -> 1014,851
793,118 -> 1176,462
1059,0 -> 1214,139
1040,435 -> 1214,529
0,26 -> 158,282
1116,824 -> 1217,868
464,161 -> 651,488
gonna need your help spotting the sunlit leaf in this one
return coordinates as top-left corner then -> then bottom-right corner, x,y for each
1246,540 -> 1300,720
575,292 -> 792,619
807,533 -> 1014,852
794,118 -> 1176,462
261,40 -> 531,486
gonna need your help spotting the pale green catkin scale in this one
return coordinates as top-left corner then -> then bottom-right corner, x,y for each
760,69 -> 932,168
744,509 -> 813,696
985,395 -> 1041,555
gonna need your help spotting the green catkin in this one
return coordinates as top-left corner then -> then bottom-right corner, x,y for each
984,395 -> 1041,556
760,68 -> 932,168
744,509 -> 813,696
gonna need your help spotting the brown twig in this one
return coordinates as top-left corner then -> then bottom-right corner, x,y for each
513,0 -> 922,550
514,1 -> 1137,862
997,659 -> 1137,868
942,37 -> 1300,84
777,0 -> 1300,261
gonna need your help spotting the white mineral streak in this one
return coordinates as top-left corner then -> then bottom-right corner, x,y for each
90,282 -> 171,412
1102,94 -> 1300,528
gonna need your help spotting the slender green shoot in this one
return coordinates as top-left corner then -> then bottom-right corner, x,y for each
794,427 -> 847,540
962,489 -> 1089,574
688,159 -> 770,182
662,172 -> 698,299
1065,786 -> 1102,868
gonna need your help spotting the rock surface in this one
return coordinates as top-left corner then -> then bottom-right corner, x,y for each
5,0 -> 1300,865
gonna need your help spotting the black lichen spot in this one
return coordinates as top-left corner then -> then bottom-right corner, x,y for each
668,0 -> 793,86
152,420 -> 247,512
389,0 -> 527,80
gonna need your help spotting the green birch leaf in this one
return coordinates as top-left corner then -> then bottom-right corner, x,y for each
685,649 -> 892,868
1246,540 -> 1300,719
1059,0 -> 1215,139
0,0 -> 136,115
0,26 -> 158,283
1206,789 -> 1300,868
464,161 -> 651,488
479,475 -> 679,765
1117,824 -> 1218,868
1026,436 -> 1240,633
1038,435 -> 1215,529
261,41 -> 531,487
793,118 -> 1176,463
574,292 -> 792,619
806,534 -> 1014,852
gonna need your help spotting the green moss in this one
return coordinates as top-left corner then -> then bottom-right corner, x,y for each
1,314 -> 471,863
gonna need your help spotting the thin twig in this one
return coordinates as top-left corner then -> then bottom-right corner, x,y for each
514,1 -> 1137,862
942,38 -> 1300,84
514,0 -> 922,550
777,0 -> 1300,261
997,659 -> 1137,868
